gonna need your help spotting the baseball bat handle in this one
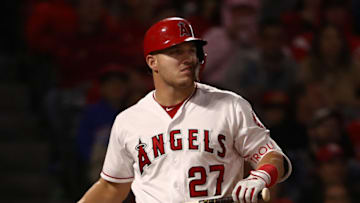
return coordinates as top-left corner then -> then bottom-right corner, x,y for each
186,188 -> 270,203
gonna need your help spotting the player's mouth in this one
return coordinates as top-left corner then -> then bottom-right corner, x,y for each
180,64 -> 195,72
180,67 -> 194,76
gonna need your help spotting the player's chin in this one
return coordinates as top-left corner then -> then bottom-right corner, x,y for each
177,75 -> 195,87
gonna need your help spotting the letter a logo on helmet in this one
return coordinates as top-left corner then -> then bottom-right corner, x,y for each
178,22 -> 191,37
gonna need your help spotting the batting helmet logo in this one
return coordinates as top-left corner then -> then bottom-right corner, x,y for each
178,22 -> 191,37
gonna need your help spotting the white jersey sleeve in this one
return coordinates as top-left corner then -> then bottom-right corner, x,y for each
233,98 -> 292,182
100,116 -> 134,183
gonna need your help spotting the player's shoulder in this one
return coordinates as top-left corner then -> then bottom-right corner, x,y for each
114,90 -> 154,122
196,83 -> 252,109
197,83 -> 244,99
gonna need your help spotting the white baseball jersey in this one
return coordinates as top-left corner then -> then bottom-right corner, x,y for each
101,83 -> 290,203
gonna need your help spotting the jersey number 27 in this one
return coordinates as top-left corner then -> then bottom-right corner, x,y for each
188,164 -> 224,197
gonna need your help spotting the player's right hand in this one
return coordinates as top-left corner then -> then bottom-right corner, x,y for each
231,170 -> 270,203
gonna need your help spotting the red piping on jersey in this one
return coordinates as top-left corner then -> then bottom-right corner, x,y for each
101,171 -> 134,180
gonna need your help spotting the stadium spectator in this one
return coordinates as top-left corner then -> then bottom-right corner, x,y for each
218,18 -> 298,107
182,0 -> 221,37
297,24 -> 360,119
76,65 -> 130,183
323,183 -> 353,203
201,0 -> 261,86
297,143 -> 355,203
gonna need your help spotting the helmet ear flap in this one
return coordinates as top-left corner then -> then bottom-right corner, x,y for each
196,52 -> 207,82
196,45 -> 205,65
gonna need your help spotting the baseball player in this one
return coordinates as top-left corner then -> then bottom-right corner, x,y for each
78,17 -> 292,203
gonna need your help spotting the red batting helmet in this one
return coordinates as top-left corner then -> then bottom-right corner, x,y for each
143,17 -> 207,64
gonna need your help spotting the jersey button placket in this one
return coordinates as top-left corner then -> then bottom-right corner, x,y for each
174,182 -> 179,189
168,116 -> 187,201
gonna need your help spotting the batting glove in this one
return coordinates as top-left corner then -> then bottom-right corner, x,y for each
231,170 -> 270,203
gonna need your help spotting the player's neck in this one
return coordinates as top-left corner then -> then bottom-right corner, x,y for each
154,82 -> 196,106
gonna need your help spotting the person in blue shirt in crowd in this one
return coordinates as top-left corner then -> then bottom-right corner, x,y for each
76,64 -> 130,183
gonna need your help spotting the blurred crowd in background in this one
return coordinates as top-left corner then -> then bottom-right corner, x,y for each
2,0 -> 360,202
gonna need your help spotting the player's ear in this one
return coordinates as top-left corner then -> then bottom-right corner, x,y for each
146,54 -> 158,73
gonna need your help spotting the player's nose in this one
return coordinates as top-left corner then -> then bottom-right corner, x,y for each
183,51 -> 197,64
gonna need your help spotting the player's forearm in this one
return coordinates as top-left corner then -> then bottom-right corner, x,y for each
78,178 -> 131,203
256,151 -> 284,182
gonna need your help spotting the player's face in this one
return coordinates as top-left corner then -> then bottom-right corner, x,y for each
152,42 -> 198,88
